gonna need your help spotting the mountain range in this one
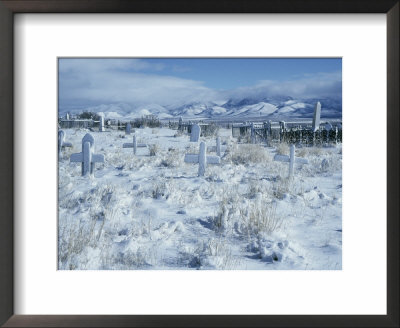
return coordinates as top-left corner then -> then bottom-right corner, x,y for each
60,96 -> 342,121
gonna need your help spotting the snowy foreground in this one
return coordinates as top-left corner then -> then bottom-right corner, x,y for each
58,127 -> 342,270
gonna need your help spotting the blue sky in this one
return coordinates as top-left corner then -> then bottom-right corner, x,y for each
134,58 -> 342,89
58,58 -> 341,111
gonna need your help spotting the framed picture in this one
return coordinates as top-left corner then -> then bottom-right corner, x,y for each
1,0 -> 398,327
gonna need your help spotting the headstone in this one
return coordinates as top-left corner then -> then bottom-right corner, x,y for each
184,141 -> 220,177
58,130 -> 72,157
274,144 -> 308,177
126,123 -> 131,135
312,102 -> 321,132
123,135 -> 147,155
70,133 -> 104,176
321,158 -> 329,172
190,124 -> 201,142
325,122 -> 332,131
99,114 -> 105,132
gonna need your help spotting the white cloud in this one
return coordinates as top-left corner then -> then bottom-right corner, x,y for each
59,59 -> 341,114
59,59 -> 218,109
223,72 -> 342,100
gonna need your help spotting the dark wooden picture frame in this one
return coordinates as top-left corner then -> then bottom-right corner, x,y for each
0,1 -> 398,327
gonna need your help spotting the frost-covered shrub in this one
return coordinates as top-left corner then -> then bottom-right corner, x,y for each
214,189 -> 282,239
58,216 -> 101,269
178,238 -> 240,269
297,146 -> 342,176
272,177 -> 291,199
276,142 -> 290,155
226,144 -> 271,165
152,181 -> 167,199
113,248 -> 148,269
151,178 -> 176,199
296,146 -> 323,157
238,133 -> 251,144
240,200 -> 282,238
160,148 -> 182,168
247,180 -> 270,199
149,144 -> 159,156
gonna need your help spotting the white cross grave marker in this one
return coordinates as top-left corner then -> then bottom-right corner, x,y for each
126,123 -> 131,135
190,124 -> 201,142
58,130 -> 72,157
70,133 -> 104,176
99,114 -> 105,132
123,135 -> 147,155
312,102 -> 321,132
184,141 -> 220,177
274,144 -> 308,177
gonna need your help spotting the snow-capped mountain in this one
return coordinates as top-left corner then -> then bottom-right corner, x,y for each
59,96 -> 341,121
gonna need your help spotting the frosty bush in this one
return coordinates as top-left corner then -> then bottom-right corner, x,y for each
276,142 -> 290,155
226,144 -> 271,165
149,144 -> 159,156
272,177 -> 291,199
247,180 -> 270,199
214,188 -> 282,239
151,178 -> 176,200
160,148 -> 182,168
58,216 -> 102,269
179,238 -> 240,269
296,146 -> 323,157
240,200 -> 282,238
152,181 -> 167,199
238,133 -> 251,144
112,248 -> 149,269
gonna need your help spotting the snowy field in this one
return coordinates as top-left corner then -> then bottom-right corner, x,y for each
58,127 -> 342,270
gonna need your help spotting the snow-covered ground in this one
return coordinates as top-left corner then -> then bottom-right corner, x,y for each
58,127 -> 342,270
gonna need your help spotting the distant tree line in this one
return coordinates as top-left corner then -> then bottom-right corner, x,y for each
77,111 -> 101,121
131,115 -> 161,128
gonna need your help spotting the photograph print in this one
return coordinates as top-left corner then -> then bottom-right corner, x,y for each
58,58 -> 342,270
